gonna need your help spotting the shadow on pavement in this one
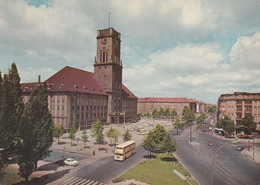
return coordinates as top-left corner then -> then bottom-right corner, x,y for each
38,159 -> 64,171
12,169 -> 70,185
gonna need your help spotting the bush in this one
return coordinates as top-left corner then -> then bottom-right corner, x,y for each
112,177 -> 126,183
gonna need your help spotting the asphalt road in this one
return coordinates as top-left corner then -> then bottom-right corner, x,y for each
45,149 -> 87,162
173,125 -> 260,185
74,145 -> 147,184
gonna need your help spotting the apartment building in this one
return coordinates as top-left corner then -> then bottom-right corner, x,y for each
137,97 -> 207,118
217,92 -> 260,130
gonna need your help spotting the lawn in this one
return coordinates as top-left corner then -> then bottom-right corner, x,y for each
116,153 -> 199,185
0,167 -> 33,185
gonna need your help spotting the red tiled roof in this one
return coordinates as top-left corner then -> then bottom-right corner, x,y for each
21,66 -> 107,95
138,97 -> 196,103
21,82 -> 42,93
45,66 -> 107,95
122,84 -> 138,99
21,66 -> 137,98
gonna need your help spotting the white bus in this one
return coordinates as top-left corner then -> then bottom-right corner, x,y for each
114,140 -> 135,161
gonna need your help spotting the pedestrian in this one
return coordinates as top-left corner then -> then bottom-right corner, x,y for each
93,150 -> 95,156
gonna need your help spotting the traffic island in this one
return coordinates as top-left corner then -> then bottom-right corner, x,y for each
112,153 -> 199,185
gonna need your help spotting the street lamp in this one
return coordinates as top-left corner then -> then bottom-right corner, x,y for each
211,139 -> 240,185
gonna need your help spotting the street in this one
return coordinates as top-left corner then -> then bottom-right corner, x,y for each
38,118 -> 260,185
173,124 -> 260,185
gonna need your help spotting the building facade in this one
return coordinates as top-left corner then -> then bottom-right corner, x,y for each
217,92 -> 260,130
21,28 -> 138,129
137,97 -> 207,118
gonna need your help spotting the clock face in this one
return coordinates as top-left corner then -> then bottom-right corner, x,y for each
102,38 -> 106,44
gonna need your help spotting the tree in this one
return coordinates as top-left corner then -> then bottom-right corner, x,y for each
142,132 -> 156,155
172,118 -> 183,135
162,133 -> 176,156
106,127 -> 121,145
208,105 -> 216,113
142,124 -> 168,155
182,106 -> 195,125
196,112 -> 207,125
218,115 -> 235,137
68,126 -> 77,146
17,84 -> 53,181
159,107 -> 164,117
239,114 -> 257,135
0,63 -> 24,178
81,134 -> 88,148
171,108 -> 178,119
91,120 -> 105,148
165,108 -> 170,117
123,129 -> 132,142
53,125 -> 65,144
152,109 -> 158,118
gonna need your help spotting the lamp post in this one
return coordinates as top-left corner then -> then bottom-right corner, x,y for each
211,139 -> 240,185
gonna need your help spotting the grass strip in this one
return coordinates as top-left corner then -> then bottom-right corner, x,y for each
115,153 -> 199,185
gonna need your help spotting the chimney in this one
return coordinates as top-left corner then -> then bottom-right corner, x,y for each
38,75 -> 41,83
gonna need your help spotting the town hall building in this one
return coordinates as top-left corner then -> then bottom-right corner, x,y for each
21,28 -> 138,129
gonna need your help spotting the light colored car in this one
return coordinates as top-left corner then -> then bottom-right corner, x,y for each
64,158 -> 79,166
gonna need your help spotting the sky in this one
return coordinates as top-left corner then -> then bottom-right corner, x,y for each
0,0 -> 260,104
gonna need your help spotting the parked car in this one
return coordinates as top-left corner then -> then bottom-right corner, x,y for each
207,142 -> 213,146
64,158 -> 79,166
236,146 -> 244,151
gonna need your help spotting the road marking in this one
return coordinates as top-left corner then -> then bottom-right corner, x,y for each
62,177 -> 79,184
61,177 -> 106,185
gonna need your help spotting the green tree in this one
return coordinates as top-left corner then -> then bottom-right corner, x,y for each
81,134 -> 88,148
182,106 -> 195,125
17,84 -> 53,181
171,108 -> 178,119
239,114 -> 257,135
159,107 -> 164,117
142,124 -> 168,155
152,109 -> 158,118
106,127 -> 121,145
162,133 -> 176,156
208,105 -> 216,113
68,126 -> 77,146
218,115 -> 235,137
123,129 -> 132,142
82,128 -> 87,135
91,120 -> 105,148
0,63 -> 24,178
165,108 -> 170,117
196,112 -> 207,125
53,125 -> 65,144
172,118 -> 183,135
142,132 -> 156,155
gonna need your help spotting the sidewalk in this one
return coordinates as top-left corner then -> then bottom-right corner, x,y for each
242,144 -> 260,164
211,132 -> 260,164
32,118 -> 172,185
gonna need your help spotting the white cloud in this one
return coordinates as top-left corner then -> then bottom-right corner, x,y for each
229,32 -> 260,70
0,0 -> 260,104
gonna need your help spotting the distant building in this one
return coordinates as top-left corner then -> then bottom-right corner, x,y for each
21,28 -> 138,129
217,92 -> 260,130
137,97 -> 208,118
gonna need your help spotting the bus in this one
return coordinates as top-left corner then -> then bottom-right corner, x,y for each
114,140 -> 135,161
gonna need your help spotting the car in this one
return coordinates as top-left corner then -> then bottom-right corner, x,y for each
64,158 -> 79,166
207,142 -> 213,146
236,146 -> 244,151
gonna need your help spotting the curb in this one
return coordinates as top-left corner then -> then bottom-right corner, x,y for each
173,152 -> 200,185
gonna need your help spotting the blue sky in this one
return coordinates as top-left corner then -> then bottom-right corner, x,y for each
0,0 -> 260,104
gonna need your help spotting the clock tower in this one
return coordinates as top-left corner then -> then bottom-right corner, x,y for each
94,27 -> 123,123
